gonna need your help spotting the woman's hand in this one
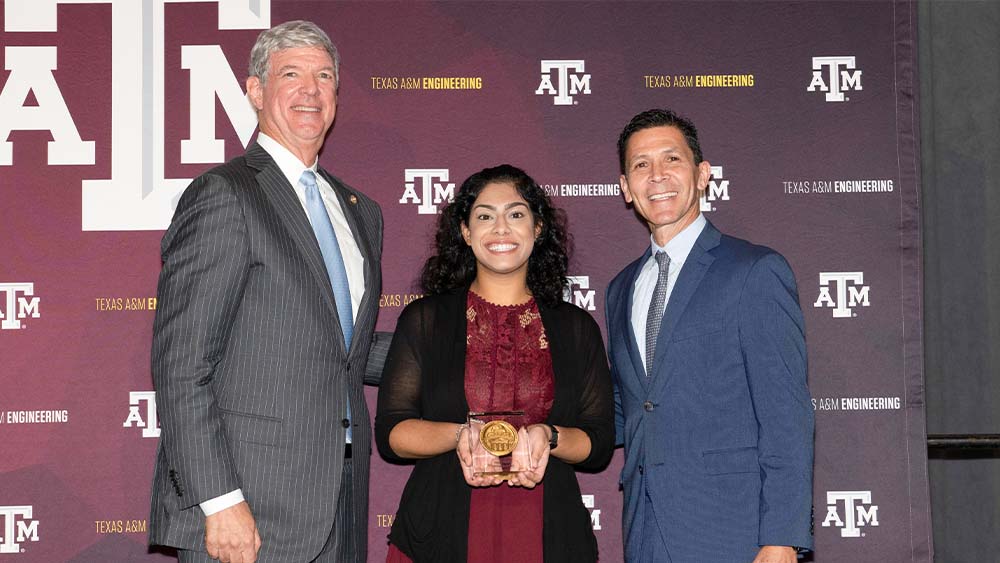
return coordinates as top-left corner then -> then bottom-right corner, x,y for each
456,421 -> 504,487
508,424 -> 550,489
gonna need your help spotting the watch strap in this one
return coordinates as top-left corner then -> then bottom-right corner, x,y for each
546,424 -> 559,450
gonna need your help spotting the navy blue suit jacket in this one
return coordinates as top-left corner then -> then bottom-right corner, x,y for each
605,219 -> 814,563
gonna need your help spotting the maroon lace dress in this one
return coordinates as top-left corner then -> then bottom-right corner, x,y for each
387,292 -> 554,563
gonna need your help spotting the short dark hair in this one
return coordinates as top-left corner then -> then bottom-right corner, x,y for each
617,109 -> 704,174
420,164 -> 570,307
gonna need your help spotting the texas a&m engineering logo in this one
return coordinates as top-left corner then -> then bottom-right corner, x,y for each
123,391 -> 160,438
814,272 -> 870,318
0,283 -> 40,330
399,169 -> 455,215
807,56 -> 863,102
535,60 -> 591,106
0,505 -> 39,554
822,490 -> 879,538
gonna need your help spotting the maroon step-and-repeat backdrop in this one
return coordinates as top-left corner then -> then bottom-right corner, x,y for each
1,1 -> 931,561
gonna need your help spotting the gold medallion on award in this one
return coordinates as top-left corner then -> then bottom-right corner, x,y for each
467,410 -> 529,480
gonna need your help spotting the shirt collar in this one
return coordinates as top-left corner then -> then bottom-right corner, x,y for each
256,133 -> 318,188
649,213 -> 707,265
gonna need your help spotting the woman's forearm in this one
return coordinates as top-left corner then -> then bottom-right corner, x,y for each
533,424 -> 592,464
388,419 -> 463,459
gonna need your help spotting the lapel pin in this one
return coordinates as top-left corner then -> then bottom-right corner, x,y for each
349,195 -> 358,205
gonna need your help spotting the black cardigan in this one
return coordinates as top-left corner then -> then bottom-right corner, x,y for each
374,290 -> 615,563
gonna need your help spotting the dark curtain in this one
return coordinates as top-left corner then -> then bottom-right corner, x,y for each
919,1 -> 1000,561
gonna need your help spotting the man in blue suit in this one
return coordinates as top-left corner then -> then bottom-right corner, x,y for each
605,109 -> 814,563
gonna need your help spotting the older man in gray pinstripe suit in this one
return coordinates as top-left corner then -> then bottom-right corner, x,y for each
149,21 -> 385,563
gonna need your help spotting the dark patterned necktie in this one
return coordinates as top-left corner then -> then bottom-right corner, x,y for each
644,251 -> 671,375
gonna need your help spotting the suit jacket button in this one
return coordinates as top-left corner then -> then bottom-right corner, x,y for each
643,400 -> 655,412
639,465 -> 644,475
341,418 -> 351,428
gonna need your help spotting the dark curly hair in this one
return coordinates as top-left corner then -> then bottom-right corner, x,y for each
420,164 -> 570,307
617,108 -> 704,174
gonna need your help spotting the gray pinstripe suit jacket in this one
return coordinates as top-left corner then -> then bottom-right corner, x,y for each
148,142 -> 383,562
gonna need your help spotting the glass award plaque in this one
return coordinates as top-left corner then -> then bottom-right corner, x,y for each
467,410 -> 530,480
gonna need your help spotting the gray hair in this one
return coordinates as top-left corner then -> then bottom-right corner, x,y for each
248,20 -> 340,87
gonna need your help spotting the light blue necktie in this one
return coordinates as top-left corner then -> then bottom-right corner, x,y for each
300,169 -> 353,442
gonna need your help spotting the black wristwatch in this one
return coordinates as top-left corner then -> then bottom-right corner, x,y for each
546,424 -> 559,450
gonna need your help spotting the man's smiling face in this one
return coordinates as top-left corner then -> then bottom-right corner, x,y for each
247,46 -> 337,163
620,125 -> 711,245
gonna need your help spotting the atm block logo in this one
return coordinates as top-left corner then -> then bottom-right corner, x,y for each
808,56 -> 862,102
700,165 -> 730,213
535,60 -> 591,105
822,490 -> 879,538
0,283 -> 40,330
123,391 -> 160,438
581,494 -> 602,531
400,169 -> 455,214
564,276 -> 597,312
0,505 -> 39,554
814,272 -> 870,318
1,0 -> 273,231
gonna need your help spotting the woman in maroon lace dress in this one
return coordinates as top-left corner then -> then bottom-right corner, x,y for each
375,165 -> 614,563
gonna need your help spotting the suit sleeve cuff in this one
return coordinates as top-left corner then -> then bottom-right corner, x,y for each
199,489 -> 245,516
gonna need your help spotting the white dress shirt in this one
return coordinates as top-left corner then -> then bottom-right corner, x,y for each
631,213 -> 707,372
200,135 -> 366,516
257,133 -> 365,321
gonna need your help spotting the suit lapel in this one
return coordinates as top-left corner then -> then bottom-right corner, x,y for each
619,251 -> 651,391
318,168 -> 375,357
648,221 -> 721,398
246,143 -> 348,349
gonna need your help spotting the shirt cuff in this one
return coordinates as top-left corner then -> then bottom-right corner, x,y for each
199,489 -> 245,516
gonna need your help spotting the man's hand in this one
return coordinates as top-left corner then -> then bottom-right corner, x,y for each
751,545 -> 797,563
205,501 -> 262,563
